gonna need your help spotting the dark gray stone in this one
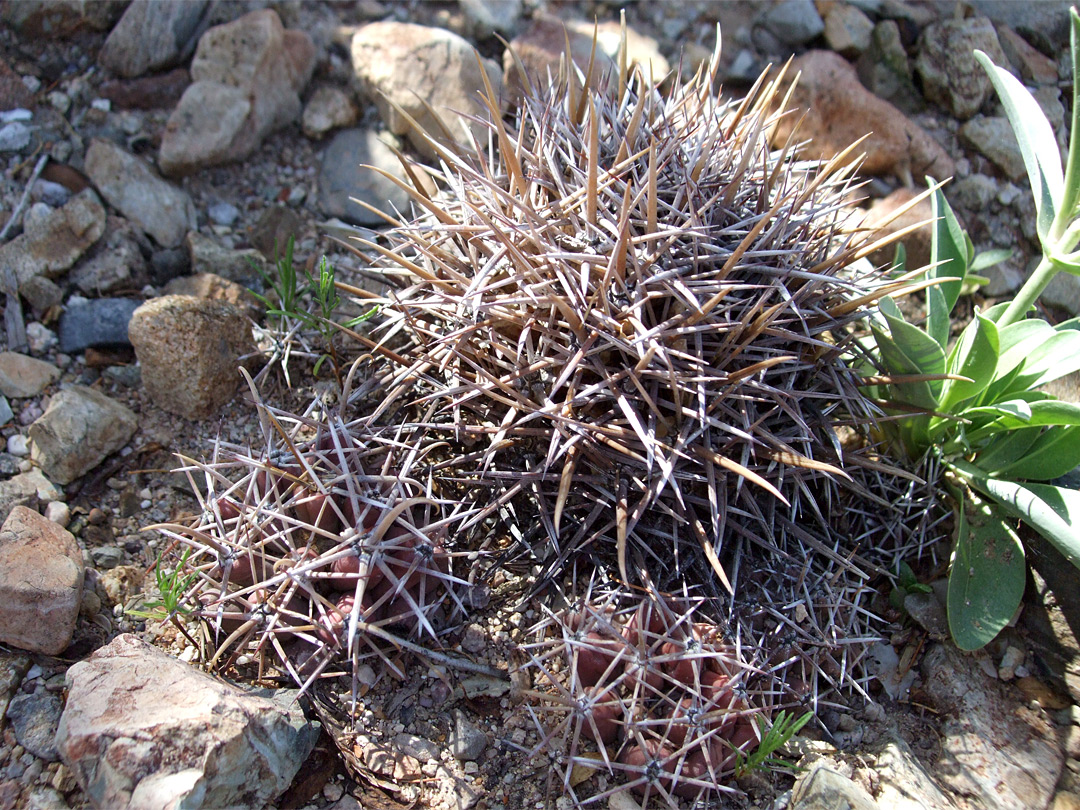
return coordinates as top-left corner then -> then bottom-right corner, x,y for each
759,0 -> 825,46
149,247 -> 190,286
58,298 -> 141,353
450,710 -> 487,761
7,690 -> 63,762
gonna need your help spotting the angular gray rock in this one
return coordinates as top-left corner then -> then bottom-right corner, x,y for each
759,0 -> 825,47
0,505 -> 84,656
69,219 -> 150,295
921,642 -> 1063,810
351,22 -> 503,161
0,189 -> 105,286
823,3 -> 873,58
856,21 -> 924,114
450,710 -> 488,761
84,138 -> 196,248
7,690 -> 63,761
159,9 -> 315,176
29,385 -> 138,485
960,115 -> 1026,181
55,634 -> 320,810
186,231 -> 265,286
99,0 -> 210,78
318,128 -> 413,225
58,297 -> 142,353
128,295 -> 254,420
915,17 -> 1010,119
0,352 -> 59,398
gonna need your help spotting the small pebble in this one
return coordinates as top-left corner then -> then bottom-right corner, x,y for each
6,434 -> 29,457
43,501 -> 70,527
208,202 -> 240,227
87,507 -> 107,525
21,76 -> 40,93
0,122 -> 30,151
90,98 -> 111,112
47,91 -> 71,114
322,782 -> 344,802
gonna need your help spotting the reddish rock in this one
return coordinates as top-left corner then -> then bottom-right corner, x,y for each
0,506 -> 83,655
996,26 -> 1059,85
771,51 -> 954,183
860,187 -> 941,271
0,56 -> 35,112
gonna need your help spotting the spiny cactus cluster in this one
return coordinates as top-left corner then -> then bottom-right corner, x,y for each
153,30 -> 930,808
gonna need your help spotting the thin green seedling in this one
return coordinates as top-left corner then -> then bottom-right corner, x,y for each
734,709 -> 813,778
128,548 -> 201,648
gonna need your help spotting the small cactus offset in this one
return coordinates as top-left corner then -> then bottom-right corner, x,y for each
150,390 -> 478,701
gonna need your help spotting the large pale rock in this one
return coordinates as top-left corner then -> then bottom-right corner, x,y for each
351,22 -> 503,160
55,634 -> 320,810
0,352 -> 59,398
159,9 -> 315,176
29,386 -> 138,485
0,189 -> 105,286
0,506 -> 83,656
915,17 -> 1010,120
771,51 -> 954,183
84,138 -> 195,249
504,14 -> 667,102
164,273 -> 263,322
128,295 -> 254,420
99,0 -> 210,78
790,763 -> 878,810
921,642 -> 1063,810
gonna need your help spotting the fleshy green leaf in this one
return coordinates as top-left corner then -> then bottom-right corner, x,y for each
975,50 -> 1062,241
954,460 -> 1080,570
1004,330 -> 1080,391
929,184 -> 969,311
974,427 -> 1042,472
870,323 -> 938,410
926,284 -> 950,349
969,248 -> 1012,272
993,426 -> 1080,481
947,490 -> 1026,651
940,314 -> 999,410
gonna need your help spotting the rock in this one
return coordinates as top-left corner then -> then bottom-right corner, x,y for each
250,205 -> 305,260
921,642 -> 1063,810
19,276 -> 63,318
873,735 -> 954,810
915,17 -> 1010,120
26,323 -> 57,355
0,352 -> 59,398
0,397 -> 11,426
0,56 -> 36,111
351,22 -> 503,160
165,273 -> 263,321
0,651 -> 31,722
960,116 -> 1026,181
352,21 -> 507,162
69,221 -> 150,295
450,710 -> 488,761
968,1 -> 1073,53
504,14 -> 667,103
861,187 -> 937,271
58,297 -> 142,353
31,179 -> 71,207
186,231 -> 266,287
903,591 -> 949,637
207,201 -> 239,227
949,173 -> 999,211
460,0 -> 523,38
1044,271 -> 1080,316
28,386 -> 138,485
302,85 -> 359,140
89,546 -> 124,570
823,3 -> 874,57
0,189 -> 106,287
772,51 -> 954,183
99,67 -> 191,111
149,246 -> 190,286
857,20 -> 924,114
0,469 -> 63,524
758,0 -> 825,47
55,634 -> 320,810
84,138 -> 196,248
0,121 -> 31,152
0,0 -> 124,38
996,25 -> 1060,85
790,762 -> 878,810
318,128 -> 414,225
7,690 -> 63,761
99,0 -> 210,78
159,9 -> 315,176
0,506 -> 83,655
128,295 -> 254,420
